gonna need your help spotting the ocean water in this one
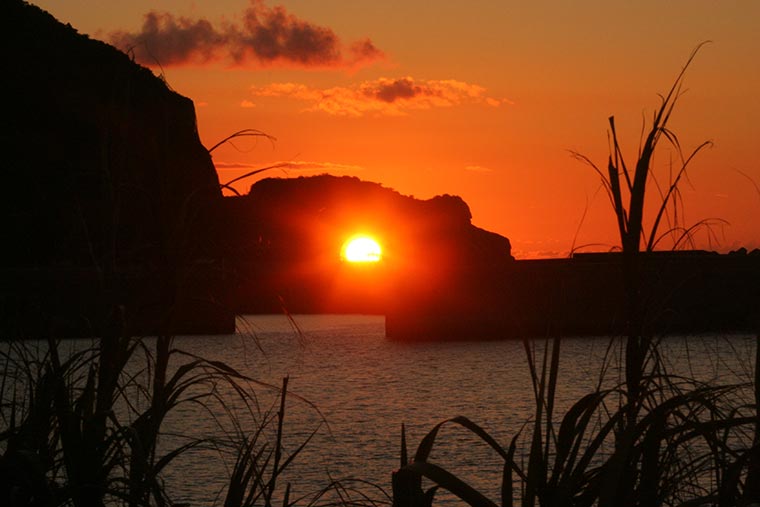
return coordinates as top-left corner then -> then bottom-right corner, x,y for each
155,315 -> 756,506
2,315 -> 756,505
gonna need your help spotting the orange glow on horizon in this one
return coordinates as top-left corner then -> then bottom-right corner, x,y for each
342,236 -> 382,263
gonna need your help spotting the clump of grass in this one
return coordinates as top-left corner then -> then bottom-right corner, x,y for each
223,376 -> 318,507
0,332 -> 369,507
1,293 -> 393,507
391,44 -> 760,507
571,41 -> 715,255
393,341 -> 759,506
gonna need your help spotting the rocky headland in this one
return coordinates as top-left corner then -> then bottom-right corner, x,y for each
1,0 -> 227,337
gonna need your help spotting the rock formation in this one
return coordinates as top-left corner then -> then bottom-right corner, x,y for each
219,174 -> 515,313
1,0 -> 230,337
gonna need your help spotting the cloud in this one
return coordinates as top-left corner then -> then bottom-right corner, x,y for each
250,77 -> 508,116
109,0 -> 384,68
275,161 -> 366,173
215,160 -> 365,173
240,99 -> 256,108
252,82 -> 318,99
370,77 -> 420,103
349,38 -> 384,63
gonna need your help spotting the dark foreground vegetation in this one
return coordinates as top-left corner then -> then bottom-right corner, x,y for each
392,44 -> 760,507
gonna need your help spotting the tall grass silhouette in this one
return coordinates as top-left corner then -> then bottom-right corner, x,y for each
391,43 -> 760,507
0,327 -> 303,506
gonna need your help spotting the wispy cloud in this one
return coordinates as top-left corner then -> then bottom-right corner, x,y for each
276,161 -> 366,173
110,0 -> 383,69
215,160 -> 365,173
250,77 -> 509,116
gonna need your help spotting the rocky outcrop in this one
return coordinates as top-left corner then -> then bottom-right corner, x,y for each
3,0 -> 222,266
233,174 -> 512,265
1,1 -> 230,337
219,174 -> 514,313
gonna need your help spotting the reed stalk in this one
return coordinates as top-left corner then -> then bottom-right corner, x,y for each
392,43 -> 760,507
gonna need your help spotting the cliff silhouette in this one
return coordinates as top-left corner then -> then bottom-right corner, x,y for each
1,0 -> 228,337
220,174 -> 514,313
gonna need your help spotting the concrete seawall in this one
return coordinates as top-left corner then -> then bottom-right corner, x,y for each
385,251 -> 760,340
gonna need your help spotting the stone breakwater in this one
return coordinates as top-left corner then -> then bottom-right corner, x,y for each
386,251 -> 760,340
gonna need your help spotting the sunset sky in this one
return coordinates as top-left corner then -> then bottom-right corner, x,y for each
32,0 -> 760,258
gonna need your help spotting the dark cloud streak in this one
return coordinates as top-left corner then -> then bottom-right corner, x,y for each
369,78 -> 420,103
110,12 -> 224,65
110,0 -> 383,68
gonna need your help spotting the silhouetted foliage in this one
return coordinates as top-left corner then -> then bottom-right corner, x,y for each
391,45 -> 760,507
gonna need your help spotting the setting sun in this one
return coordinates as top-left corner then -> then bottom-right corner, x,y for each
342,236 -> 382,263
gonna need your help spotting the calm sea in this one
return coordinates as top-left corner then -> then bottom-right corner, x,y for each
3,315 -> 755,505
156,315 -> 756,506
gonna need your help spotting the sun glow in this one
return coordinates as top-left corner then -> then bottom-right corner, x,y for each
342,236 -> 382,263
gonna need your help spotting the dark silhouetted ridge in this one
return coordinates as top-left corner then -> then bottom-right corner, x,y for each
219,174 -> 514,314
1,0 -> 230,337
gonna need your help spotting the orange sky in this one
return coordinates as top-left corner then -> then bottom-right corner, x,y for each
32,0 -> 760,258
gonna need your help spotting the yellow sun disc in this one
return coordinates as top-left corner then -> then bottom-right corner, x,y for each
342,236 -> 382,263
